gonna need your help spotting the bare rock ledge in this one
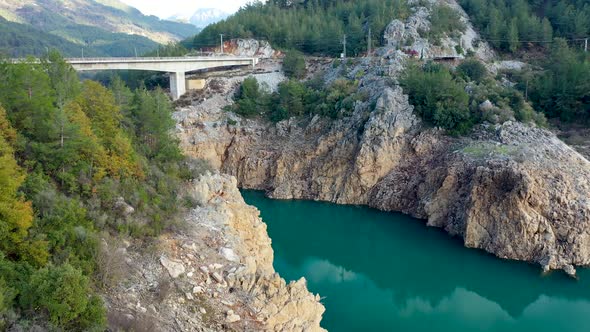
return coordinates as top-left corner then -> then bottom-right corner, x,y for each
177,85 -> 590,277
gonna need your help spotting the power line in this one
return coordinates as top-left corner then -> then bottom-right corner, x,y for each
478,37 -> 589,43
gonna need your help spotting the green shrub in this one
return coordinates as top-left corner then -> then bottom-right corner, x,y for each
232,74 -> 363,122
457,59 -> 488,83
236,76 -> 261,100
23,264 -> 105,330
0,278 -> 9,315
230,77 -> 271,118
282,51 -> 306,79
401,63 -> 472,134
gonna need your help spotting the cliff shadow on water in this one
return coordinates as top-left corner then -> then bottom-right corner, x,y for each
242,190 -> 590,330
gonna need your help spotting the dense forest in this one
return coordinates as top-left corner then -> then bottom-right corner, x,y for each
459,0 -> 590,123
0,17 -> 88,57
459,0 -> 589,52
0,52 -> 202,329
193,0 -> 410,56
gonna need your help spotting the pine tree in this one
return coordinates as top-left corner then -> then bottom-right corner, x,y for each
42,51 -> 80,110
508,18 -> 520,53
131,88 -> 181,162
0,59 -> 56,142
542,18 -> 553,42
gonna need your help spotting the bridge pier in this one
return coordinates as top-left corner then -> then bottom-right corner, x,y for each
47,56 -> 259,100
170,72 -> 186,100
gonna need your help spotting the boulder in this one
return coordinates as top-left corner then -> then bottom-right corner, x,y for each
114,197 -> 135,216
226,310 -> 241,323
220,247 -> 240,262
384,20 -> 405,48
479,100 -> 494,112
160,256 -> 186,278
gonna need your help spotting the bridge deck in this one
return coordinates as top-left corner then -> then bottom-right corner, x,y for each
65,56 -> 258,63
11,56 -> 258,64
9,56 -> 260,100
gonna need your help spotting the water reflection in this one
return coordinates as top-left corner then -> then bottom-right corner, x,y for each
242,190 -> 590,331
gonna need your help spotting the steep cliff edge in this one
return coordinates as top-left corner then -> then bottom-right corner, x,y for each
105,173 -> 325,331
173,0 -> 590,277
175,77 -> 590,277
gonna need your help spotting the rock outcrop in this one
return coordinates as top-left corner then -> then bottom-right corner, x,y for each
383,0 -> 494,60
223,39 -> 280,58
105,173 -> 325,331
176,79 -> 590,276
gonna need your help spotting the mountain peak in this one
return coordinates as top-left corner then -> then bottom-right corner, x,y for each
169,8 -> 229,28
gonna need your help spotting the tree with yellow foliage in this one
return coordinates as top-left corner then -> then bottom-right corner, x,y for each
75,81 -> 143,179
0,114 -> 33,259
0,106 -> 16,145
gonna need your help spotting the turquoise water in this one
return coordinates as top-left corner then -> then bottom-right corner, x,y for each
241,190 -> 590,332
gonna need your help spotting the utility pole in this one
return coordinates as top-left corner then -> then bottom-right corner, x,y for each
367,27 -> 372,57
585,38 -> 588,52
220,34 -> 224,54
81,47 -> 84,58
342,34 -> 347,58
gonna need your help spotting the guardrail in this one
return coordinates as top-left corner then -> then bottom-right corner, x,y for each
65,56 -> 256,62
10,55 -> 258,63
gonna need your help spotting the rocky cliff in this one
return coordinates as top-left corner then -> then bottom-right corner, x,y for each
384,0 -> 495,60
174,58 -> 590,278
105,173 -> 325,331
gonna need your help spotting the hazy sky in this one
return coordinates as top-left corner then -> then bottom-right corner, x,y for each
120,0 -> 251,18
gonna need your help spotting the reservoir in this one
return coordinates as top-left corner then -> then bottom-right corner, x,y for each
242,190 -> 590,332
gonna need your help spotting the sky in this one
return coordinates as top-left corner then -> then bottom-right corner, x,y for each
119,0 -> 251,18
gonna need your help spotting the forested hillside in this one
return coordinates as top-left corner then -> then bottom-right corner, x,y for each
196,0 -> 589,125
0,17 -> 159,57
459,0 -> 590,123
193,0 -> 409,56
0,52 -> 201,329
0,17 -> 88,57
0,0 -> 198,57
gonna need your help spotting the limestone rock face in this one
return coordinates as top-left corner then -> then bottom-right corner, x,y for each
191,173 -> 326,331
224,39 -> 279,58
177,82 -> 590,275
104,173 -> 325,331
383,0 -> 494,61
384,20 -> 406,49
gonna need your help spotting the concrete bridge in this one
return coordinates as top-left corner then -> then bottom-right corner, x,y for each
65,56 -> 258,99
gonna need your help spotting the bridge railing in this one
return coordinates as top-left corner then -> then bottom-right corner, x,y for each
9,55 -> 259,65
64,55 -> 258,62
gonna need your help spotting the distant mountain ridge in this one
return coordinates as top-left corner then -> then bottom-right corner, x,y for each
169,8 -> 229,28
0,0 -> 199,57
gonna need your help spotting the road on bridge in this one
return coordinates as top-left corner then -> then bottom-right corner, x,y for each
12,56 -> 259,100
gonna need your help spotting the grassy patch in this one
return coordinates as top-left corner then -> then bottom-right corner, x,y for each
461,143 -> 517,158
